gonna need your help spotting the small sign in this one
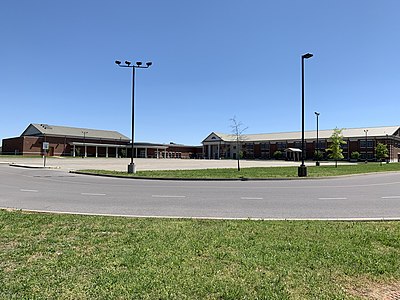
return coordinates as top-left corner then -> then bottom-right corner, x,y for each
43,142 -> 49,150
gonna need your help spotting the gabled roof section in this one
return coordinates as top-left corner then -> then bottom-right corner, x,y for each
21,124 -> 130,141
202,126 -> 400,143
202,132 -> 227,143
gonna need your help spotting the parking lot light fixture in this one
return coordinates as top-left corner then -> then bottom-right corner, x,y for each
298,53 -> 313,177
115,59 -> 152,173
315,112 -> 320,166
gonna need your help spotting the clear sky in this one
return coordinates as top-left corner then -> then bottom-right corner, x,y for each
1,0 -> 399,145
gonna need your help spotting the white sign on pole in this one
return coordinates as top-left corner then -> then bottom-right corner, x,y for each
43,142 -> 49,150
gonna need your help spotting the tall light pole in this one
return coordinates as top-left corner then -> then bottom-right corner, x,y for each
364,129 -> 368,163
298,53 -> 313,177
314,111 -> 320,166
82,131 -> 88,158
115,60 -> 152,173
386,134 -> 390,163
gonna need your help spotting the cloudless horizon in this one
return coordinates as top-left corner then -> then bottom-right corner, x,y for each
1,1 -> 400,145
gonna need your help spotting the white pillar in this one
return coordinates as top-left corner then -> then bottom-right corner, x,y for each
106,147 -> 109,158
145,148 -> 148,158
85,145 -> 87,158
73,145 -> 76,157
116,147 -> 118,158
96,146 -> 98,158
217,144 -> 220,159
208,145 -> 211,159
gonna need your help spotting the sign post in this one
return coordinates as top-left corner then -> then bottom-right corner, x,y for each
42,142 -> 49,167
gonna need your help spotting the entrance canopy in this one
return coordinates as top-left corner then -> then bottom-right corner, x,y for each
284,148 -> 302,153
284,148 -> 302,161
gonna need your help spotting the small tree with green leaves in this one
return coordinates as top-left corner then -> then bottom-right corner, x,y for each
375,142 -> 389,166
314,150 -> 323,161
273,150 -> 283,160
230,116 -> 248,171
326,128 -> 346,167
350,151 -> 361,161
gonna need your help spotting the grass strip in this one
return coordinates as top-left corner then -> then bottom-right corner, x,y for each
80,162 -> 400,179
1,210 -> 399,299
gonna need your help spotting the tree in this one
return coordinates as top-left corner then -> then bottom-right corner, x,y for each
350,151 -> 361,161
273,150 -> 283,160
326,128 -> 346,167
314,150 -> 323,161
230,116 -> 248,171
375,142 -> 389,166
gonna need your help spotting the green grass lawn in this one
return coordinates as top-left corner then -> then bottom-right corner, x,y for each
79,162 -> 400,179
1,210 -> 399,299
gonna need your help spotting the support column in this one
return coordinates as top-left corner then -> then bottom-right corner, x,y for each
84,145 -> 87,158
116,147 -> 118,158
217,143 -> 220,159
106,147 -> 109,158
96,146 -> 98,158
73,145 -> 76,157
208,145 -> 211,159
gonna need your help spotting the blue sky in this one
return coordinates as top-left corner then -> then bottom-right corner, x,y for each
1,1 -> 399,145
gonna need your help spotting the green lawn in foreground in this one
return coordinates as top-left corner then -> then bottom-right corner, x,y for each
1,210 -> 399,299
81,162 -> 400,179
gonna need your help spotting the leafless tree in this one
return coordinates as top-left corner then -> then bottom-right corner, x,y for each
230,116 -> 248,171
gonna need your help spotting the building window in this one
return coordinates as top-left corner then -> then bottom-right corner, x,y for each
316,141 -> 326,150
276,142 -> 287,150
360,140 -> 374,148
293,141 -> 301,148
260,143 -> 270,150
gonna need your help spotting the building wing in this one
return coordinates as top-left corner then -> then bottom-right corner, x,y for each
21,124 -> 130,142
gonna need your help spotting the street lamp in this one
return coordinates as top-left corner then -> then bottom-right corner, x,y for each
314,111 -> 320,166
298,53 -> 313,177
82,131 -> 88,158
115,60 -> 152,173
386,134 -> 390,163
364,129 -> 368,163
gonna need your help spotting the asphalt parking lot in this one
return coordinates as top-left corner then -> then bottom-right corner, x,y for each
0,156 -> 343,172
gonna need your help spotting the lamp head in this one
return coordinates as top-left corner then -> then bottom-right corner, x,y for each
115,60 -> 121,65
314,111 -> 320,116
146,61 -> 152,67
302,53 -> 313,59
136,61 -> 143,66
125,61 -> 131,66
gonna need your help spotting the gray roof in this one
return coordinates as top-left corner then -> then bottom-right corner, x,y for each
21,124 -> 130,141
203,126 -> 400,143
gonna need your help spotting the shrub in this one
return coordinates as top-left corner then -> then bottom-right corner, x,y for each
273,150 -> 283,160
350,151 -> 360,160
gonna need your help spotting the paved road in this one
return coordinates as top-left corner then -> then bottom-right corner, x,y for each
1,164 -> 400,220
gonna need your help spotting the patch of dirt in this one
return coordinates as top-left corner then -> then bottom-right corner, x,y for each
347,280 -> 400,300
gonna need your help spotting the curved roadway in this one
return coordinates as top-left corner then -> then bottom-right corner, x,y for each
1,164 -> 400,220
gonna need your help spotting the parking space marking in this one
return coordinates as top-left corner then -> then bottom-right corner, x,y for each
152,195 -> 186,198
81,193 -> 106,196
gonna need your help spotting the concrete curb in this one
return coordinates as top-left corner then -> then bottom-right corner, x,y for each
3,207 -> 400,222
69,170 -> 395,181
9,163 -> 60,169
